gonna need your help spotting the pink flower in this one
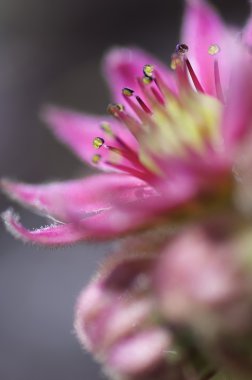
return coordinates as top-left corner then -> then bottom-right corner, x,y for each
3,1 -> 252,379
2,0 -> 252,246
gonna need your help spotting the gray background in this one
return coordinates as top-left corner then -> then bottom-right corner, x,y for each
0,1 -> 249,379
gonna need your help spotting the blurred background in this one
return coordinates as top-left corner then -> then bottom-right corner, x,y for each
0,0 -> 249,379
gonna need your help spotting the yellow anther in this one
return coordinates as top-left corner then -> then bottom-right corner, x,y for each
122,88 -> 134,97
142,76 -> 153,85
107,103 -> 125,117
92,154 -> 102,164
170,54 -> 181,70
208,44 -> 220,56
93,137 -> 105,149
100,122 -> 113,136
143,64 -> 154,78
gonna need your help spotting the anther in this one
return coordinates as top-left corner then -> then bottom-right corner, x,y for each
107,103 -> 125,117
100,122 -> 113,136
143,64 -> 154,78
208,44 -> 220,56
170,54 -> 182,70
176,43 -> 189,55
93,137 -> 105,149
122,88 -> 134,97
92,154 -> 102,164
142,76 -> 153,85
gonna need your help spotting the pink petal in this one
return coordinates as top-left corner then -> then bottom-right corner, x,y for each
1,209 -> 88,246
1,174 -> 148,222
243,11 -> 252,46
181,0 -> 232,96
1,205 -> 158,246
1,181 -> 193,245
222,64 -> 252,149
42,106 -> 138,171
107,329 -> 170,377
73,187 -> 194,239
155,226 -> 245,327
103,47 -> 176,105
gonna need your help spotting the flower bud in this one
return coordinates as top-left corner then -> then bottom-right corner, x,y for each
155,224 -> 252,377
75,253 -> 189,380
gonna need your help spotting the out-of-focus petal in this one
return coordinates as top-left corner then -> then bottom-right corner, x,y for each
103,47 -> 176,106
243,9 -> 252,46
155,225 -> 247,330
222,64 -> 252,149
1,174 -> 148,222
106,329 -> 170,377
1,209 -> 88,246
181,0 -> 232,96
42,106 -> 138,171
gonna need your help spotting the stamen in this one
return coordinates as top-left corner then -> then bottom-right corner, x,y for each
107,103 -> 141,138
208,44 -> 220,56
174,44 -> 205,93
100,122 -> 114,136
150,87 -> 165,106
92,131 -> 147,174
122,88 -> 134,97
176,43 -> 189,55
154,69 -> 179,101
115,135 -> 136,151
142,76 -> 153,85
95,140 -> 148,175
107,103 -> 125,117
105,161 -> 148,181
185,59 -> 205,93
214,60 -> 225,103
93,137 -> 105,149
100,121 -> 138,153
107,145 -> 141,166
122,87 -> 153,124
170,53 -> 191,90
170,54 -> 182,71
208,44 -> 224,102
143,64 -> 164,99
92,154 -> 102,165
143,64 -> 154,78
135,95 -> 152,114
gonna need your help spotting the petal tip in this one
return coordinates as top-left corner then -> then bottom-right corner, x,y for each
103,46 -> 142,74
1,208 -> 26,242
0,179 -> 25,205
40,104 -> 63,126
0,178 -> 11,194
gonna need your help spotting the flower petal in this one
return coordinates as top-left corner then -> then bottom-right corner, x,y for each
222,64 -> 252,149
42,106 -> 138,171
1,209 -> 87,246
107,329 -> 170,377
243,10 -> 252,46
181,0 -> 232,96
1,174 -> 148,222
103,47 -> 176,105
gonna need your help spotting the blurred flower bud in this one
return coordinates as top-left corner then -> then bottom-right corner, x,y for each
75,253 -> 191,380
155,224 -> 252,377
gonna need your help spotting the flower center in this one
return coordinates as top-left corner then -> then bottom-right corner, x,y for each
91,44 -> 224,180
